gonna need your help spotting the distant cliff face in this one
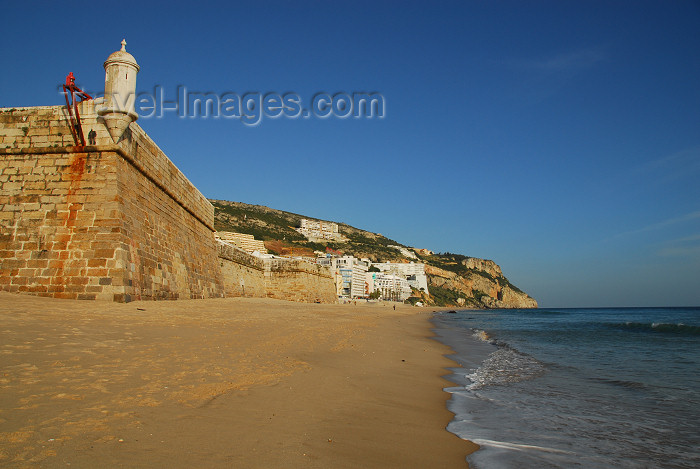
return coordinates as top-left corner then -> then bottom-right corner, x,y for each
425,262 -> 538,309
461,257 -> 502,278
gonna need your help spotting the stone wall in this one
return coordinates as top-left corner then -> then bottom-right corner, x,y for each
218,242 -> 337,303
264,258 -> 337,303
1,103 -> 337,304
0,105 -> 223,301
217,242 -> 266,298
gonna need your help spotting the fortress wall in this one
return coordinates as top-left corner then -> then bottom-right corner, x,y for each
114,119 -> 215,230
0,105 -> 119,151
263,259 -> 337,304
113,151 -> 223,301
2,104 -> 335,304
1,106 -> 78,149
217,243 -> 266,298
217,243 -> 337,303
0,106 -> 223,301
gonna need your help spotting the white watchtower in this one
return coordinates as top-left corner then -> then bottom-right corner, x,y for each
99,39 -> 140,143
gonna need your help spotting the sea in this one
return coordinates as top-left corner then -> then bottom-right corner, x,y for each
431,307 -> 700,469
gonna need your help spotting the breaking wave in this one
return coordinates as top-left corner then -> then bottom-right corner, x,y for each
472,328 -> 493,343
614,322 -> 700,336
466,346 -> 546,390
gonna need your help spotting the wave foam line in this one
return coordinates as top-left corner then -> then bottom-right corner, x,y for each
471,439 -> 575,455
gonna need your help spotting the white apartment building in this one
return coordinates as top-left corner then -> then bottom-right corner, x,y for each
317,255 -> 368,298
366,271 -> 412,301
296,219 -> 342,241
371,261 -> 429,294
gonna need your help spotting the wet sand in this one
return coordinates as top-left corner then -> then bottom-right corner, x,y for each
0,292 -> 476,467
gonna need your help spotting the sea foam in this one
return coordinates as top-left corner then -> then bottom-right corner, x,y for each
466,346 -> 545,390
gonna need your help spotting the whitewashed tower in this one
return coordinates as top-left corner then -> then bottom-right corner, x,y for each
99,39 -> 140,142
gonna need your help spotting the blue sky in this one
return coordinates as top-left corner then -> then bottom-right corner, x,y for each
2,1 -> 699,307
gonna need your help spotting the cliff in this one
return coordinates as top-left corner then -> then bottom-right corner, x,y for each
424,262 -> 538,309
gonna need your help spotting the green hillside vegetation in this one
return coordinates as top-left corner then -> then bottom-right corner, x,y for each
211,200 -> 408,262
211,200 -> 307,242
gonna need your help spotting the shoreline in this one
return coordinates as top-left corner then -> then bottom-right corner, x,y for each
0,293 -> 477,467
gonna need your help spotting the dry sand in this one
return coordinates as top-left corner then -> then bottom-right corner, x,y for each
0,292 -> 477,467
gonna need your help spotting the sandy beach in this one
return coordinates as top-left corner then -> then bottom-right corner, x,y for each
0,292 -> 476,467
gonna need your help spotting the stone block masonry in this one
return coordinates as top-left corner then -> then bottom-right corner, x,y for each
0,104 -> 224,301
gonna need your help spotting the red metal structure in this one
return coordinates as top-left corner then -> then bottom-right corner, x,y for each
62,72 -> 93,147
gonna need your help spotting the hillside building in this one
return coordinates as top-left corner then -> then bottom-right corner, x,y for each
296,219 -> 342,241
317,255 -> 368,298
371,262 -> 429,294
366,272 -> 412,301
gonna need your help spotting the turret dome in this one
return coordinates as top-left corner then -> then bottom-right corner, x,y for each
104,39 -> 140,72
